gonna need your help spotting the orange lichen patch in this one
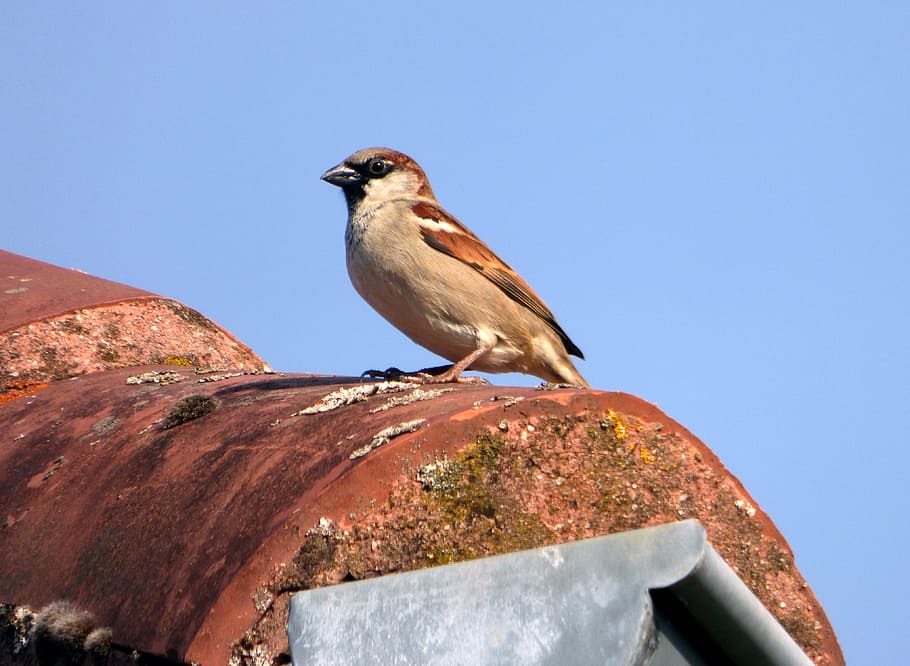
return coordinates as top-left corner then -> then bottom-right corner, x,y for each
164,355 -> 195,367
638,443 -> 657,464
604,408 -> 629,441
0,380 -> 47,406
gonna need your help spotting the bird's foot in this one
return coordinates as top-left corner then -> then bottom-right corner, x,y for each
360,367 -> 407,381
360,365 -> 487,385
535,381 -> 586,391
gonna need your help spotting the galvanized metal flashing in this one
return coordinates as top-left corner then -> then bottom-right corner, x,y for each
287,520 -> 812,665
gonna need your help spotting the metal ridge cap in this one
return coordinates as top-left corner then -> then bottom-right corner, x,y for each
669,544 -> 813,666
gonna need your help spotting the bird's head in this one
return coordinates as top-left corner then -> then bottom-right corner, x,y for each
321,147 -> 436,211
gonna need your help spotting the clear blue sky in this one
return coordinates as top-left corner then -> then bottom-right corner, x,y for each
2,3 -> 907,662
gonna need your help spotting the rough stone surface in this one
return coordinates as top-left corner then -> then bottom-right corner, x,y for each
241,391 -> 840,666
0,299 -> 267,389
0,371 -> 843,665
0,250 -> 268,396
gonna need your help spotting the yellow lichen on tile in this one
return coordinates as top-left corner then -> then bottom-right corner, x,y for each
604,409 -> 628,441
639,445 -> 657,464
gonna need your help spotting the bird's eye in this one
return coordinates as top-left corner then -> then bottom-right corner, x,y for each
368,159 -> 390,176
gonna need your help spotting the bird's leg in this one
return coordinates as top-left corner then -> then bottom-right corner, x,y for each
413,364 -> 456,376
402,346 -> 491,385
360,347 -> 491,385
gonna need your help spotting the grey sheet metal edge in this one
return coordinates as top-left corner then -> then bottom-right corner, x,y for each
287,519 -> 812,665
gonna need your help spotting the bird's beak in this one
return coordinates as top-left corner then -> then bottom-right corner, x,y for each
320,163 -> 361,188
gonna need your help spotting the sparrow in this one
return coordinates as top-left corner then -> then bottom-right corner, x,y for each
321,147 -> 589,388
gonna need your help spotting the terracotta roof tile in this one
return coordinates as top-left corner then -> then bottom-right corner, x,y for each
0,369 -> 843,664
0,251 -> 267,391
0,252 -> 843,665
0,250 -> 154,333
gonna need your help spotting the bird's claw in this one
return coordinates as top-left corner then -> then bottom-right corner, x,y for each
360,367 -> 406,381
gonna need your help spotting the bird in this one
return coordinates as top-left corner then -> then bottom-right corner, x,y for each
321,147 -> 589,388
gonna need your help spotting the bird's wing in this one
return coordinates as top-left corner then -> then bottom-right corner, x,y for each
411,201 -> 584,359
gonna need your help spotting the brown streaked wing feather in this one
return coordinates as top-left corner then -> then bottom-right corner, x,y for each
412,201 -> 584,358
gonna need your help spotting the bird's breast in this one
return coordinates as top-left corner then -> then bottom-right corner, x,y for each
342,202 -> 531,370
344,212 -> 478,359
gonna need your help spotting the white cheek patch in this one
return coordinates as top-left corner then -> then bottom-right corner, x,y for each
364,172 -> 417,200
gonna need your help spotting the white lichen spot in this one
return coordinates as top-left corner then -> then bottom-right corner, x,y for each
126,371 -> 183,385
417,456 -> 462,492
293,381 -> 413,415
369,387 -> 455,413
252,588 -> 274,614
196,371 -> 252,383
490,395 -> 525,407
306,517 -> 336,538
734,499 -> 757,517
349,419 -> 426,459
